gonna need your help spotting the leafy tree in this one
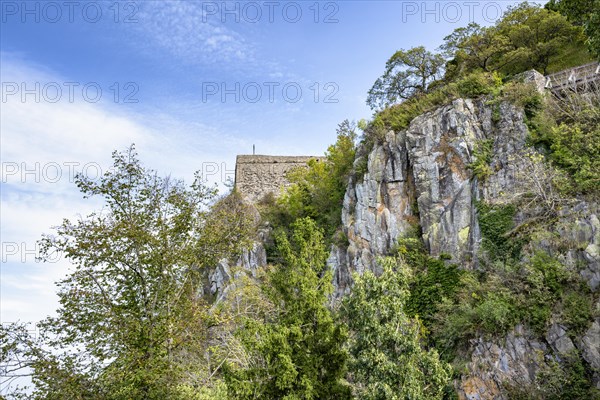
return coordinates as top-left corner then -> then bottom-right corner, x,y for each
442,3 -> 589,77
272,120 -> 357,241
1,146 -> 255,399
496,2 -> 586,74
224,218 -> 351,400
341,257 -> 451,400
441,23 -> 512,78
546,0 -> 600,57
367,47 -> 445,110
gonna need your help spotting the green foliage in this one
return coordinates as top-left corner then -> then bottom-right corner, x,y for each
548,118 -> 600,193
392,231 -> 464,331
440,22 -> 507,76
176,381 -> 229,400
468,139 -> 494,181
528,88 -> 600,194
499,81 -> 544,119
266,120 -> 357,242
443,3 -> 592,77
431,246 -> 594,360
367,46 -> 445,110
496,3 -> 590,75
364,71 -> 503,137
521,252 -> 571,333
546,0 -> 600,58
406,258 -> 463,330
476,202 -> 523,263
560,290 -> 594,336
455,71 -> 503,98
2,145 -> 256,399
534,351 -> 600,400
341,257 -> 452,400
224,218 -> 351,400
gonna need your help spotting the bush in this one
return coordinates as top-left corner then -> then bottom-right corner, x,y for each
475,292 -> 518,334
535,351 -> 600,400
500,81 -> 544,119
560,290 -> 594,335
456,71 -> 503,98
364,71 -> 504,137
548,120 -> 600,193
528,87 -> 600,194
476,202 -> 523,264
468,139 -> 494,181
406,257 -> 463,330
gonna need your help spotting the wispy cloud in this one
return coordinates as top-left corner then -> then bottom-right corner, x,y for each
0,54 -> 262,325
131,2 -> 254,66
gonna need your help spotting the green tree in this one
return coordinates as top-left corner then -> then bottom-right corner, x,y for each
341,257 -> 451,400
224,218 -> 351,400
546,0 -> 600,57
496,2 -> 586,74
441,23 -> 512,77
442,3 -> 589,77
1,146 -> 255,399
367,46 -> 445,110
274,120 -> 356,240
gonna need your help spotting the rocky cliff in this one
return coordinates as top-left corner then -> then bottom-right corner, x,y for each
331,97 -> 550,288
328,96 -> 600,397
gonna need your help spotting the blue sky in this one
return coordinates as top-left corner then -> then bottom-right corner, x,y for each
0,0 -> 529,338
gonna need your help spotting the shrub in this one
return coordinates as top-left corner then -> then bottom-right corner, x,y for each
455,71 -> 503,98
535,351 -> 599,400
548,121 -> 600,193
406,258 -> 463,329
468,139 -> 494,181
474,292 -> 518,334
528,86 -> 600,194
500,81 -> 544,120
560,290 -> 594,336
476,202 -> 523,263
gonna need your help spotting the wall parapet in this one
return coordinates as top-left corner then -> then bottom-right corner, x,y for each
235,154 -> 320,203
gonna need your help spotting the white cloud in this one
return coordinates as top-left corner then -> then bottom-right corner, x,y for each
131,2 -> 254,66
0,54 -> 253,326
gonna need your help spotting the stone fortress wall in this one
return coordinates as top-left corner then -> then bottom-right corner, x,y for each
234,155 -> 319,203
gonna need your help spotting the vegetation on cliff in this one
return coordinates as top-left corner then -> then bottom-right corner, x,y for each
2,2 -> 598,399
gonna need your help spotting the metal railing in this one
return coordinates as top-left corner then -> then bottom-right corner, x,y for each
544,62 -> 600,93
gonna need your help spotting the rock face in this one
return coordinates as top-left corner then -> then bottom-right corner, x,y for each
331,98 -> 529,291
207,242 -> 267,299
458,325 -> 548,400
328,96 -> 600,397
580,316 -> 600,389
230,83 -> 599,397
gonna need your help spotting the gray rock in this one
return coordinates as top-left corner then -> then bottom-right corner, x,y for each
578,317 -> 600,388
458,325 -> 548,400
546,323 -> 576,356
208,241 -> 266,300
329,98 -> 530,296
324,95 -> 600,396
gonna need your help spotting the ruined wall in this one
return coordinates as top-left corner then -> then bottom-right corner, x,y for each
235,155 -> 319,203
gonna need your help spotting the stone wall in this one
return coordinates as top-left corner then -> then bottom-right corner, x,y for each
235,155 -> 319,203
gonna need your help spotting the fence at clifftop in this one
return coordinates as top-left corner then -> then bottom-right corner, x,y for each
544,62 -> 600,94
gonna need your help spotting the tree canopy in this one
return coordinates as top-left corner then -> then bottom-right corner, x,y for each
341,257 -> 451,400
546,0 -> 600,57
366,47 -> 445,110
224,218 -> 351,399
1,146 -> 255,399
